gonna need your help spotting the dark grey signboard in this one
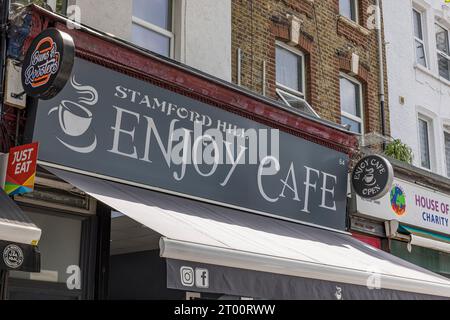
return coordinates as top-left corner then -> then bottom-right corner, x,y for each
26,58 -> 349,230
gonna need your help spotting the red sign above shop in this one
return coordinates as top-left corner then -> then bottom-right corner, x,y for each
4,142 -> 39,196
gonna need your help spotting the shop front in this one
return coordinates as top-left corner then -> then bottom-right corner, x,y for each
0,188 -> 41,299
13,6 -> 450,300
352,162 -> 450,280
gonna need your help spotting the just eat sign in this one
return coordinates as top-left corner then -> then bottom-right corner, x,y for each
5,142 -> 39,196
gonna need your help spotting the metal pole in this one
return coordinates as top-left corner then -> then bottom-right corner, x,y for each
262,60 -> 266,96
237,48 -> 242,87
376,0 -> 386,150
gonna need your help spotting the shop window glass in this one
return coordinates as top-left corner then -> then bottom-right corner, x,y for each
9,210 -> 82,285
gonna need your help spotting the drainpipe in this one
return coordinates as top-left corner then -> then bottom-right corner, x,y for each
376,0 -> 386,150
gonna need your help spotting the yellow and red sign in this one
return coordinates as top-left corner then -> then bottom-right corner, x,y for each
5,143 -> 39,196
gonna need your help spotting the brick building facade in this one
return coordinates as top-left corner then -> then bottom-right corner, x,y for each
231,0 -> 390,136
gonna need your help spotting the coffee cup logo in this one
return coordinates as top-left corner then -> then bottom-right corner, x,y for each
48,75 -> 98,153
362,168 -> 376,186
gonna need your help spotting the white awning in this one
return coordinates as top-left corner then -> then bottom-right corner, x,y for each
409,234 -> 450,254
0,190 -> 41,245
46,167 -> 450,298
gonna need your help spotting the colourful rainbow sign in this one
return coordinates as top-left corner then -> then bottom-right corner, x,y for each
4,143 -> 39,196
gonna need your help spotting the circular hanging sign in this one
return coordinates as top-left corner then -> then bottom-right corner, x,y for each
3,244 -> 24,269
351,155 -> 394,200
21,28 -> 75,100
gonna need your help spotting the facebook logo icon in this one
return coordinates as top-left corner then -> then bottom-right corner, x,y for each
195,268 -> 209,288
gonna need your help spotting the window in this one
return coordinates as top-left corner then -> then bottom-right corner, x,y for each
413,9 -> 427,67
436,23 -> 450,81
276,44 -> 304,95
131,0 -> 174,58
418,117 -> 432,169
9,210 -> 82,285
340,75 -> 363,134
444,131 -> 450,177
275,42 -> 318,117
339,0 -> 358,23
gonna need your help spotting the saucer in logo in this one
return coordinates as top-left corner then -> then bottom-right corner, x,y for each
48,75 -> 98,153
3,244 -> 24,269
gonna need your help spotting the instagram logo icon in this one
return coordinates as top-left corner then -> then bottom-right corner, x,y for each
180,267 -> 195,287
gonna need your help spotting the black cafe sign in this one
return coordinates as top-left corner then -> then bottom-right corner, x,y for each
25,57 -> 350,231
351,155 -> 394,200
21,28 -> 75,100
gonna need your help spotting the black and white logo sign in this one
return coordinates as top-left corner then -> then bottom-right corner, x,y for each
180,266 -> 209,289
352,155 -> 394,200
180,266 -> 195,287
195,268 -> 209,289
3,244 -> 24,269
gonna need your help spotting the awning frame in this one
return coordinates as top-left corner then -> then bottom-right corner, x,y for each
385,220 -> 450,254
47,167 -> 450,299
160,237 -> 450,298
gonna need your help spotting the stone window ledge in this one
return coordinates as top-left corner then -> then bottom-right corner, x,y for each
338,15 -> 370,36
414,63 -> 450,89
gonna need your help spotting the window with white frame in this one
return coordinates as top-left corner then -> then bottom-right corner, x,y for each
340,74 -> 363,134
275,42 -> 318,117
132,0 -> 174,58
444,131 -> 450,177
436,23 -> 450,81
412,9 -> 428,67
339,0 -> 358,23
418,116 -> 432,170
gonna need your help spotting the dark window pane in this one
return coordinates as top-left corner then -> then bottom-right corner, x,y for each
133,0 -> 172,30
276,46 -> 303,93
413,10 -> 423,40
438,53 -> 450,80
436,24 -> 449,55
339,0 -> 357,22
9,211 -> 82,285
418,118 -> 431,169
445,132 -> 450,177
340,77 -> 361,117
415,40 -> 427,66
341,116 -> 361,134
132,23 -> 171,57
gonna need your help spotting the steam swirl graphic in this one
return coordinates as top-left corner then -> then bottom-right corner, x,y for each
70,76 -> 98,106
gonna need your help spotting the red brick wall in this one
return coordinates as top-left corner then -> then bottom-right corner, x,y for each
232,0 -> 390,136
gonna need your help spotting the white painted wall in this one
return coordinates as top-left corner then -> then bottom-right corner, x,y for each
70,0 -> 132,40
183,0 -> 231,81
68,0 -> 231,81
384,0 -> 450,177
